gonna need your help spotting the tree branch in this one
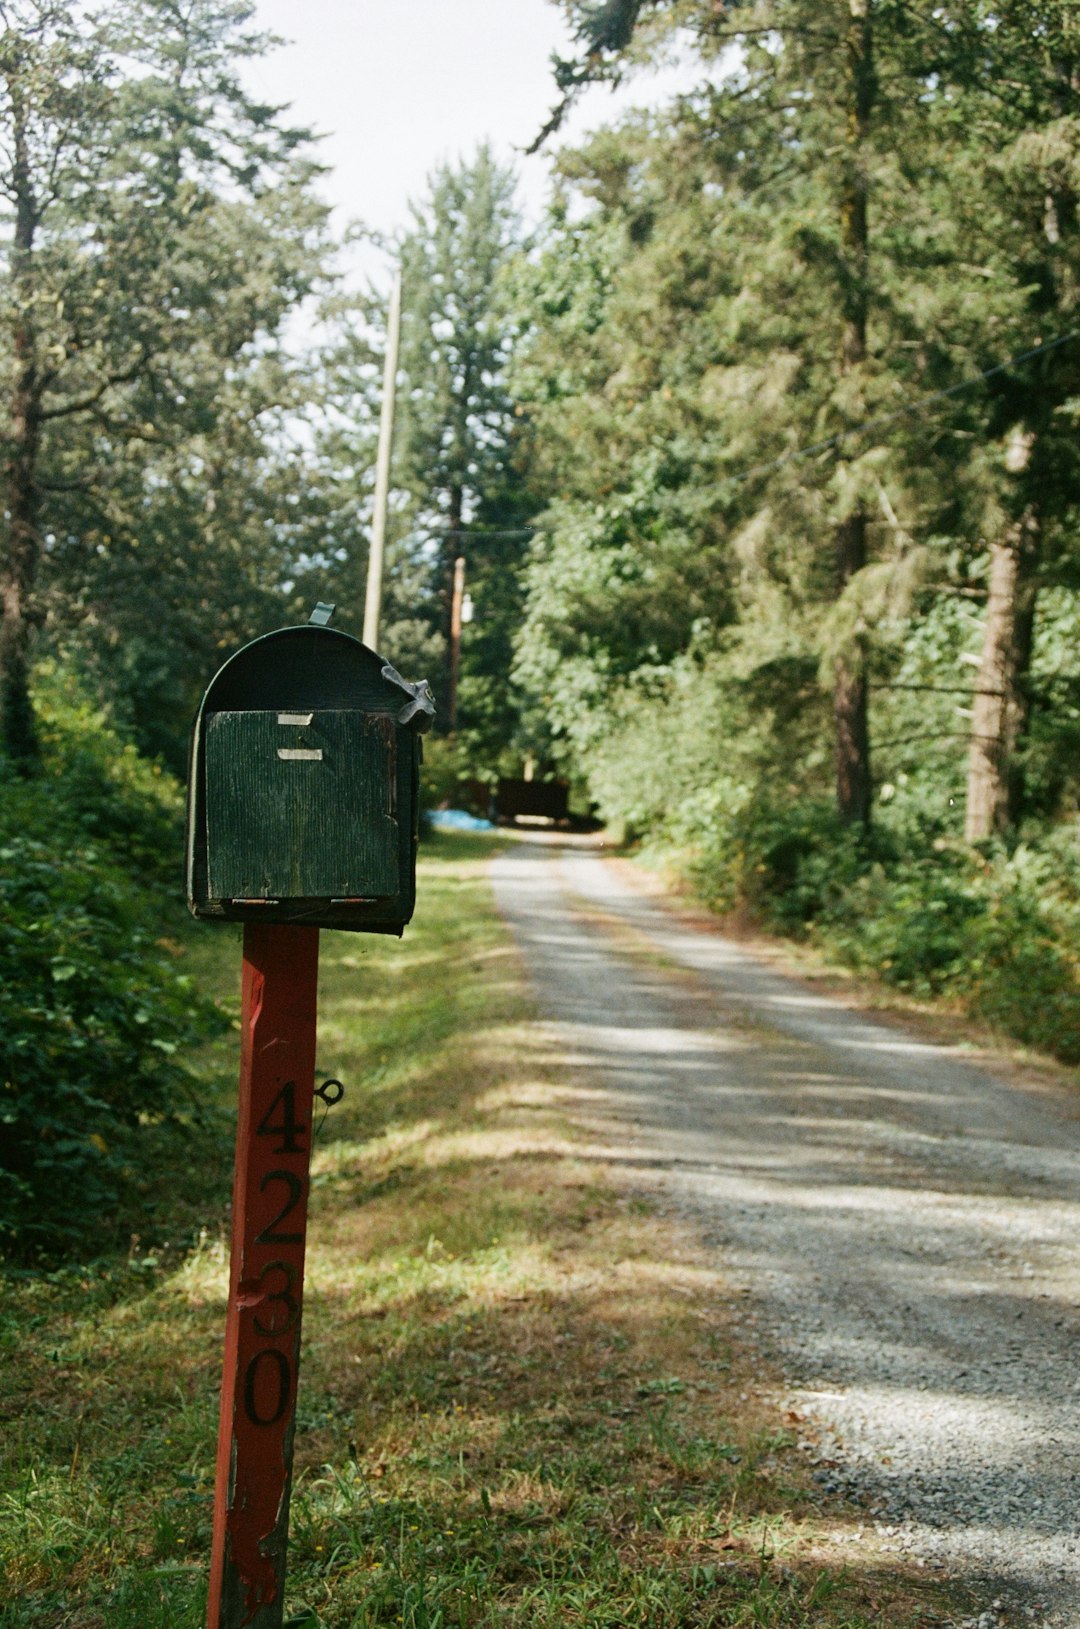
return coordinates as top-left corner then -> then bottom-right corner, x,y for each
39,353 -> 149,420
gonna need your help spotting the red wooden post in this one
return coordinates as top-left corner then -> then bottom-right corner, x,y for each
207,923 -> 320,1629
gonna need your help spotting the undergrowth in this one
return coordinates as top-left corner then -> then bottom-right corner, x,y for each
0,673 -> 226,1258
688,797 -> 1080,1064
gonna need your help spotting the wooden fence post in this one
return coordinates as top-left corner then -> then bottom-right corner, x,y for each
206,923 -> 320,1629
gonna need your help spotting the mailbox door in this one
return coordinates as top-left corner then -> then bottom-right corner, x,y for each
204,709 -> 399,901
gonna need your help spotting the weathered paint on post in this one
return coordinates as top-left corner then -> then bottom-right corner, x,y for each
207,923 -> 320,1629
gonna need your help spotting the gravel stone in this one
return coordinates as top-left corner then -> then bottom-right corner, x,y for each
492,838 -> 1080,1627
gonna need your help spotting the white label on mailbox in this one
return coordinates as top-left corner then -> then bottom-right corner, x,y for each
277,747 -> 323,761
277,711 -> 314,726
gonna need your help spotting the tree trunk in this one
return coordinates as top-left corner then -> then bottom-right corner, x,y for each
441,481 -> 464,719
833,0 -> 875,825
1006,564 -> 1037,826
964,505 -> 1040,842
0,82 -> 42,768
835,513 -> 871,825
447,554 -> 466,732
1,406 -> 42,769
966,49 -> 1071,837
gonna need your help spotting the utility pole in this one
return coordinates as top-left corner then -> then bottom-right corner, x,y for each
363,267 -> 402,650
447,554 -> 466,731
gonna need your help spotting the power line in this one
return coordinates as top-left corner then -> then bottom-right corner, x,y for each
406,528 -> 538,548
731,328 -> 1080,487
869,682 -> 1004,697
875,730 -> 998,752
397,333 -> 1077,545
420,528 -> 537,539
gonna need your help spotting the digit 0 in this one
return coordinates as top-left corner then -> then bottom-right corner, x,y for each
243,1349 -> 291,1428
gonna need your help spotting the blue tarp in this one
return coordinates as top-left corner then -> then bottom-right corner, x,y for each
428,808 -> 494,832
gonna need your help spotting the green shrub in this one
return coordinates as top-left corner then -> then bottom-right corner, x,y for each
34,665 -> 184,890
729,798 -> 869,933
0,680 -> 224,1258
956,836 -> 1080,1061
418,735 -> 476,821
692,791 -> 1080,1064
819,848 -> 983,994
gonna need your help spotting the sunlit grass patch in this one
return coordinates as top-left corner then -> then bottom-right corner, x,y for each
1,831 -> 979,1626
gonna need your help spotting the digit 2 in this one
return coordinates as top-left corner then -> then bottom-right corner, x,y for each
255,1170 -> 305,1246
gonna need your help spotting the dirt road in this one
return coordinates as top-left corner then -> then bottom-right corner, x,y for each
491,836 -> 1080,1626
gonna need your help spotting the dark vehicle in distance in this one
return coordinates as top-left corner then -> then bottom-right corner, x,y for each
494,777 -> 570,825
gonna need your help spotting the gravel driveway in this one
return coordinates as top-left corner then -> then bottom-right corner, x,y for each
491,837 -> 1080,1626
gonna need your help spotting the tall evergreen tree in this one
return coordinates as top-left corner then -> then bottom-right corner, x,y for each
947,0 -> 1080,837
0,0 -> 328,766
393,146 -> 524,724
529,0 -> 1079,835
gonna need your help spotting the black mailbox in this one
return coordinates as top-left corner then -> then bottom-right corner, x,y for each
186,613 -> 434,935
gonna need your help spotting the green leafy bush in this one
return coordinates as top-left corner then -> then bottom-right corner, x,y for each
0,680 -> 224,1258
694,792 -> 1080,1064
956,836 -> 1080,1061
418,735 -> 475,822
34,665 -> 183,891
818,848 -> 983,994
706,797 -> 869,934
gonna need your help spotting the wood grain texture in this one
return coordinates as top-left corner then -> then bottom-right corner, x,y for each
205,710 -> 399,901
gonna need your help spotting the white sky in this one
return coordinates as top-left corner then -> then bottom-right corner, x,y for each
247,0 -> 699,289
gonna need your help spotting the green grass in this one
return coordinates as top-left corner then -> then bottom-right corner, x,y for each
0,832 -> 980,1627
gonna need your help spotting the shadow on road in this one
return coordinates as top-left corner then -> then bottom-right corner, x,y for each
492,838 -> 1080,1617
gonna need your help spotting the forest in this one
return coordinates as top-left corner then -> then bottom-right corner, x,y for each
1,0 -> 1079,1256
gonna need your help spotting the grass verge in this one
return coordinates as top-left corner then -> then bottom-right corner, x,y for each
1,832 -> 981,1627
